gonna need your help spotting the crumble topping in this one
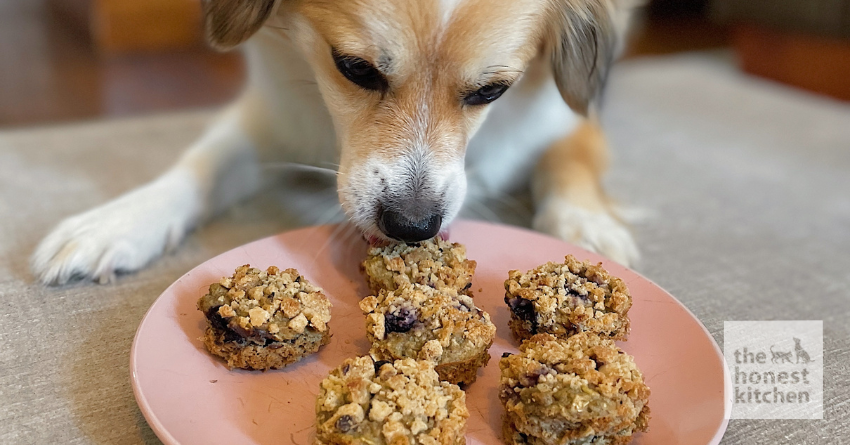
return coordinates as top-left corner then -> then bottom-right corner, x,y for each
362,237 -> 477,294
197,265 -> 331,343
315,356 -> 468,445
360,283 -> 496,365
504,255 -> 631,341
499,333 -> 650,444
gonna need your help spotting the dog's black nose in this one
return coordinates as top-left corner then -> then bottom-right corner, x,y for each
379,209 -> 442,242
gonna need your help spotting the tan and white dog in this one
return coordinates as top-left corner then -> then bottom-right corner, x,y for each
31,0 -> 641,285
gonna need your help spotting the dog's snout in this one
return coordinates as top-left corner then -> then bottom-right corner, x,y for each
378,207 -> 442,243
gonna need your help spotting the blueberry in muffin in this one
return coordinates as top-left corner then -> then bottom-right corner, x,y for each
196,265 -> 331,370
315,356 -> 468,445
504,255 -> 631,342
499,333 -> 650,445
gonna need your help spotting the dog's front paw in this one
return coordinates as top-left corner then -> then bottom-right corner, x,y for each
533,198 -> 639,267
31,173 -> 200,285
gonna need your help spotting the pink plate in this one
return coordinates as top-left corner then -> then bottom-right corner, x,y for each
131,220 -> 731,445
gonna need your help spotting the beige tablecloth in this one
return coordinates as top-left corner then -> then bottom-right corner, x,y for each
1,52 -> 848,444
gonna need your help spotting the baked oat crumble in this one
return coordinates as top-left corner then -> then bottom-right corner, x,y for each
499,333 -> 650,445
197,264 -> 331,370
315,356 -> 468,445
362,237 -> 476,294
504,255 -> 631,341
360,283 -> 495,385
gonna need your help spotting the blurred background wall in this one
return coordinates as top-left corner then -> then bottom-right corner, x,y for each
0,0 -> 244,126
712,0 -> 850,101
0,0 -> 848,128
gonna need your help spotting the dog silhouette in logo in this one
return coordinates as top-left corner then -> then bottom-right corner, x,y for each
794,337 -> 813,364
770,345 -> 794,364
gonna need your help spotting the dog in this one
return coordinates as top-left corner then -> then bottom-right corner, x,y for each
31,0 -> 642,285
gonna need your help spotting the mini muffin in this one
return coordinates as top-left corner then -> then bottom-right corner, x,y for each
362,237 -> 476,294
360,283 -> 496,385
499,333 -> 650,445
197,264 -> 331,370
504,255 -> 631,342
315,356 -> 469,445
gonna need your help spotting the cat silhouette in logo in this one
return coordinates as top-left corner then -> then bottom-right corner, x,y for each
770,345 -> 793,364
794,337 -> 813,364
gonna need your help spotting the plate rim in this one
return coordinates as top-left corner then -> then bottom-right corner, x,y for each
130,220 -> 732,445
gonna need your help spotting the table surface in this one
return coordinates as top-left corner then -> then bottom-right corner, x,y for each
1,52 -> 848,444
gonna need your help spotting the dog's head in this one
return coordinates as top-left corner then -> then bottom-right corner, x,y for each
202,0 -> 619,242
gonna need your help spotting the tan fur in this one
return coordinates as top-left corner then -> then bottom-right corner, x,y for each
547,0 -> 616,115
203,0 -> 278,50
295,0 -> 547,156
533,119 -> 612,214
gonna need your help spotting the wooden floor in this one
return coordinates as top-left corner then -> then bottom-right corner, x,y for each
0,0 -> 244,127
0,2 -> 726,128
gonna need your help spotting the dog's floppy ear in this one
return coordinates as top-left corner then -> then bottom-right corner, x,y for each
548,0 -> 616,116
202,0 -> 279,50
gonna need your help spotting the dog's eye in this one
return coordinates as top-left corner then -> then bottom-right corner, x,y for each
332,50 -> 388,92
463,83 -> 509,106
